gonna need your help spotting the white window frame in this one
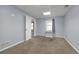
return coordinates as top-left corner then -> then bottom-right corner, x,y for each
45,20 -> 52,32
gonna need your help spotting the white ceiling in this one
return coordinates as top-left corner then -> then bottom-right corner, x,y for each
15,5 -> 72,19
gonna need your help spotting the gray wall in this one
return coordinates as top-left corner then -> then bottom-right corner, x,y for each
55,16 -> 64,37
64,5 -> 79,49
0,6 -> 35,50
0,6 -> 25,49
36,19 -> 46,36
36,16 -> 64,37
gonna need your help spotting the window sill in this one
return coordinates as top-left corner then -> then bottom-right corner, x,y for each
45,31 -> 52,33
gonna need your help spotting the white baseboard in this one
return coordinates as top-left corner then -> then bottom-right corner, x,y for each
55,35 -> 64,38
0,40 -> 24,52
0,36 -> 79,53
64,37 -> 79,53
54,35 -> 79,53
44,34 -> 64,38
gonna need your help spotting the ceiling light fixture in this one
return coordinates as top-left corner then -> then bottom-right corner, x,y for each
43,11 -> 51,15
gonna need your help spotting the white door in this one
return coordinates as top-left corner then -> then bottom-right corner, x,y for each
25,16 -> 32,40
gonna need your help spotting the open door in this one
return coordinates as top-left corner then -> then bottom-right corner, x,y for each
24,16 -> 32,40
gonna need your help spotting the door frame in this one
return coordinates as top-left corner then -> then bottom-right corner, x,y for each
24,16 -> 26,41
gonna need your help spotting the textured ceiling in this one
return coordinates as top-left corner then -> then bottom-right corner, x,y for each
15,5 -> 72,19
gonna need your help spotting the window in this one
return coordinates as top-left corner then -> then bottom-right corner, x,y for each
46,20 -> 52,32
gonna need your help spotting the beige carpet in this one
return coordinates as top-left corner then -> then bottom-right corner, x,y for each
0,36 -> 77,54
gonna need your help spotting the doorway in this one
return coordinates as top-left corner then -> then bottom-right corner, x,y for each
31,21 -> 34,37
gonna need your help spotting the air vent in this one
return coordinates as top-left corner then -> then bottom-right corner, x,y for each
65,5 -> 69,7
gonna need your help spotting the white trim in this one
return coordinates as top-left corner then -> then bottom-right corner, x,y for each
0,36 -> 79,53
0,40 -> 24,52
55,35 -> 64,38
64,37 -> 79,53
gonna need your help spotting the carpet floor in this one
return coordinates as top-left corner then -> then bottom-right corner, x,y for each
0,36 -> 77,54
